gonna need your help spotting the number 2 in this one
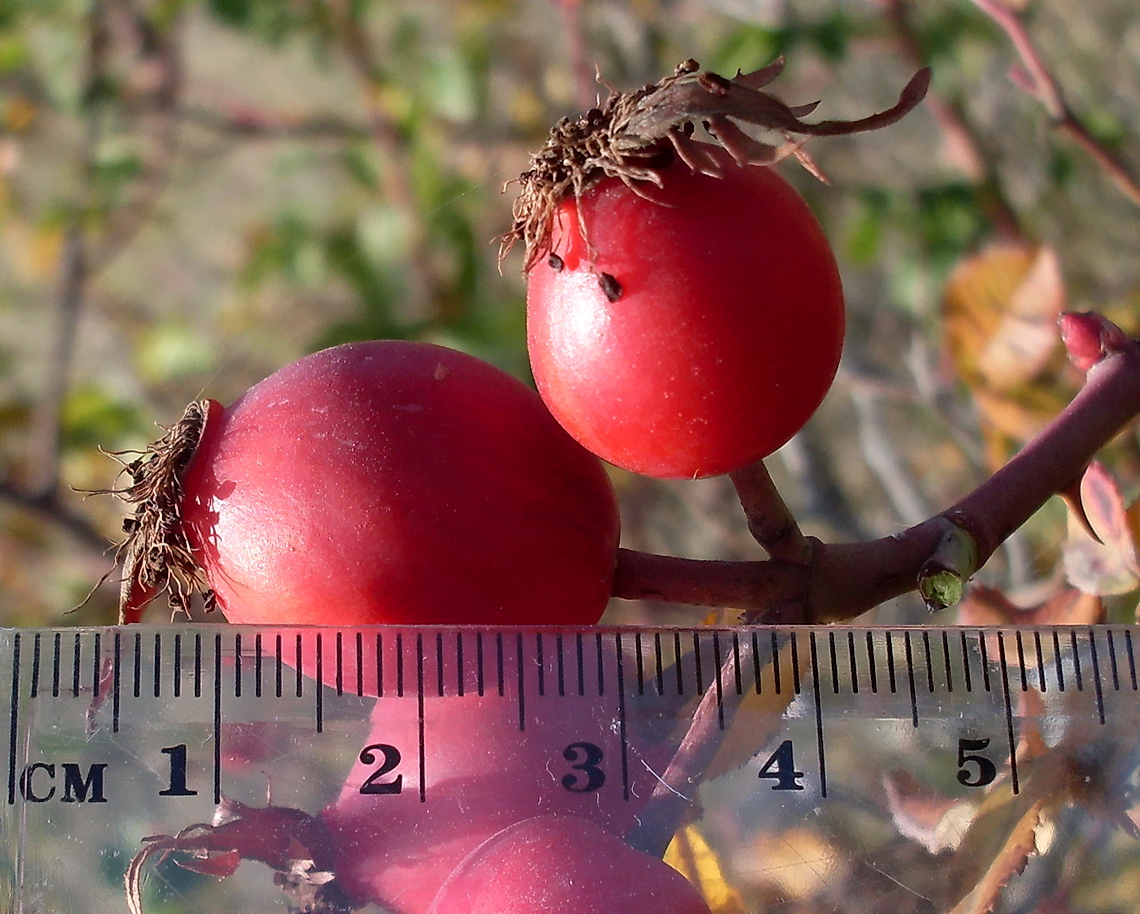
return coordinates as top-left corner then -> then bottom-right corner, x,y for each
358,743 -> 403,795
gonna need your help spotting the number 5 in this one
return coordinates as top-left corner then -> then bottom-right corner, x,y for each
956,737 -> 997,788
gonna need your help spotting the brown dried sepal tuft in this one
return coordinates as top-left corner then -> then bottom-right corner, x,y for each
501,58 -> 931,272
96,398 -> 215,624
125,797 -> 352,914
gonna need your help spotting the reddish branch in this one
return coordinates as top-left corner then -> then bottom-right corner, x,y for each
972,0 -> 1140,210
613,313 -> 1140,623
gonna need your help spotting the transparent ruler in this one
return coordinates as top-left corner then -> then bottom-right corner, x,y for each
2,624 -> 1139,913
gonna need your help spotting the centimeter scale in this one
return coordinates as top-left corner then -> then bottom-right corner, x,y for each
2,623 -> 1139,913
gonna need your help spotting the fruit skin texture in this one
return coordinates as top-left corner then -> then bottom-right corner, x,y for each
426,814 -> 713,914
526,145 -> 844,479
178,340 -> 619,627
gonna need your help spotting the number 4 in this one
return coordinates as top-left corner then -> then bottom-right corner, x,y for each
758,739 -> 805,791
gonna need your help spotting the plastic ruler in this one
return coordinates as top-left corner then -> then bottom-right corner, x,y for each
2,623 -> 1138,913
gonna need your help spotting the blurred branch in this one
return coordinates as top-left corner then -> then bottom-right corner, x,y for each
0,480 -> 110,554
972,0 -> 1140,209
325,0 -> 435,316
181,105 -> 371,141
24,0 -> 183,500
850,384 -> 930,526
554,0 -> 601,109
88,0 -> 184,274
883,0 -> 1023,239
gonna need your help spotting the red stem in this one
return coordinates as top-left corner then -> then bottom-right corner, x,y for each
615,334 -> 1140,622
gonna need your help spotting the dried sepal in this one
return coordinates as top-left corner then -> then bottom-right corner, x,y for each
124,798 -> 351,914
91,398 -> 216,623
501,58 -> 931,271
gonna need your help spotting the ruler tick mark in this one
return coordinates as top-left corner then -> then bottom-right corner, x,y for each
29,632 -> 40,699
356,631 -> 365,697
556,633 -> 565,698
615,633 -> 630,801
416,633 -> 426,803
996,632 -> 1020,795
903,632 -> 918,727
476,632 -> 485,697
751,632 -> 763,695
132,631 -> 141,699
866,631 -> 878,694
731,632 -> 742,695
1070,630 -> 1084,691
315,633 -> 324,732
235,632 -> 243,699
112,632 -> 122,733
885,632 -> 897,694
436,632 -> 445,698
771,631 -> 782,695
396,633 -> 405,698
959,630 -> 972,694
194,633 -> 202,699
1088,630 -> 1106,725
828,631 -> 839,695
72,631 -> 82,697
922,631 -> 934,693
536,632 -> 545,698
456,631 -> 465,698
275,634 -> 284,699
809,633 -> 827,799
153,631 -> 162,699
173,633 -> 182,699
336,631 -> 344,697
940,630 -> 953,694
1125,630 -> 1138,690
213,633 -> 223,804
1107,630 -> 1121,692
52,631 -> 61,698
7,632 -> 20,805
1052,630 -> 1065,692
978,634 -> 992,693
692,632 -> 704,695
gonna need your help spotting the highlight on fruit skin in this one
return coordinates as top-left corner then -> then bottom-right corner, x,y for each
103,339 -> 621,629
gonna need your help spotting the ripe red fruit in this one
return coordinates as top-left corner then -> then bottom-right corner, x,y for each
526,146 -> 844,478
505,59 -> 928,479
426,814 -> 713,914
116,340 -> 619,628
321,658 -> 680,913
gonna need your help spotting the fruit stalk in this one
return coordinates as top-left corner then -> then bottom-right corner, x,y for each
614,314 -> 1140,622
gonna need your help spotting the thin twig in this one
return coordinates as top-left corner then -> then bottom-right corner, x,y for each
972,0 -> 1140,209
0,481 -> 110,554
883,0 -> 1023,238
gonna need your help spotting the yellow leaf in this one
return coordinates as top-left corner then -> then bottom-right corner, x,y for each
665,825 -> 747,914
943,243 -> 1065,392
